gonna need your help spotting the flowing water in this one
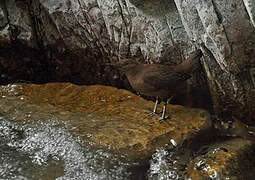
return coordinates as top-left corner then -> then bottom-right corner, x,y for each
0,117 -> 144,180
0,116 -> 187,180
147,148 -> 180,180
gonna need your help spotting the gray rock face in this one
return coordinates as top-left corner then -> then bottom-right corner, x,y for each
243,0 -> 255,28
0,0 -> 194,61
0,0 -> 32,45
175,0 -> 231,70
1,0 -> 255,120
0,2 -> 10,43
174,0 -> 255,119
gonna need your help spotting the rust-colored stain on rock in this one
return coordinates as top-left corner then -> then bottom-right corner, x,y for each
0,83 -> 212,159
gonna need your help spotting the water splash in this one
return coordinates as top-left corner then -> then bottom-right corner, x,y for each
148,148 -> 180,180
0,118 -> 135,180
195,160 -> 220,180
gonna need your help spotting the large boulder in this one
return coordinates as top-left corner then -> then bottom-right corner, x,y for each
0,82 -> 212,159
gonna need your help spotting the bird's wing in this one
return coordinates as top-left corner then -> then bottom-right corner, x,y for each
143,71 -> 191,89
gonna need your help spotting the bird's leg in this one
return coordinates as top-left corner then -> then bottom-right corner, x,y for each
152,97 -> 159,113
148,97 -> 159,116
158,97 -> 172,122
158,101 -> 167,122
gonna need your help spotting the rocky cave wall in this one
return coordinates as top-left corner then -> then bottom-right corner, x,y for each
174,0 -> 255,122
0,0 -> 255,122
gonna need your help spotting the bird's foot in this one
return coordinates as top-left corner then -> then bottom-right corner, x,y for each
157,116 -> 170,123
148,111 -> 163,117
148,112 -> 158,117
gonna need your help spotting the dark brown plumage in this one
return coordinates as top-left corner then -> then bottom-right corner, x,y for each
109,49 -> 203,122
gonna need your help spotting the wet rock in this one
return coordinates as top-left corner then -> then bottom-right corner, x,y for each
0,83 -> 211,160
186,138 -> 255,179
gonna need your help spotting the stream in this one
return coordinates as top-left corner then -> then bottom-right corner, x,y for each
0,117 -> 136,179
0,116 -> 181,180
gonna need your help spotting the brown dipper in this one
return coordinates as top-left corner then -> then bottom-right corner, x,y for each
109,49 -> 203,122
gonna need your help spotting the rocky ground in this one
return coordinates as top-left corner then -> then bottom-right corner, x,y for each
0,82 -> 254,179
